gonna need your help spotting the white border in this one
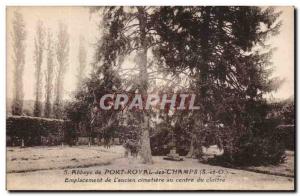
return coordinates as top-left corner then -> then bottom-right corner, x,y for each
1,0 -> 298,6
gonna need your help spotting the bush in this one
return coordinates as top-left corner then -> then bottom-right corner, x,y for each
209,119 -> 286,167
150,126 -> 190,156
6,115 -> 73,146
276,124 -> 295,151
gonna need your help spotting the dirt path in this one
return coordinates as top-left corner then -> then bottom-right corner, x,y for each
7,156 -> 294,191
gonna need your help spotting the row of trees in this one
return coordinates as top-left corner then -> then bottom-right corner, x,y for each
10,10 -> 87,119
66,6 -> 286,166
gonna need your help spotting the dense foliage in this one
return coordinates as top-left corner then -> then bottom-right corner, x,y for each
66,6 -> 287,166
7,116 -> 71,146
150,7 -> 285,165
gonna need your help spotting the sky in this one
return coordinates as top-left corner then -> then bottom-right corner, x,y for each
266,6 -> 294,100
6,6 -> 294,102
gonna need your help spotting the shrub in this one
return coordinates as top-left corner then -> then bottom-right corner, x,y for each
276,124 -> 295,151
209,119 -> 286,167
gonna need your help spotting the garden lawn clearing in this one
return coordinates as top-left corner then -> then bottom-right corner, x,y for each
7,145 -> 124,173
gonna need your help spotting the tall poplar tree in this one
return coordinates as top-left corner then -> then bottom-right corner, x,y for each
53,22 -> 69,119
76,35 -> 87,89
44,28 -> 55,118
11,10 -> 26,115
33,20 -> 45,117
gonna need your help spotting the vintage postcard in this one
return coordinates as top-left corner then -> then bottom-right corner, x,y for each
6,6 -> 295,191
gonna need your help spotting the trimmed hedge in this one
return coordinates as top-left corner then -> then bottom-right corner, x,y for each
6,115 -> 74,146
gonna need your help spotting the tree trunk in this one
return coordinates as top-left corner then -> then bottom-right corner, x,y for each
187,120 -> 204,158
140,114 -> 153,163
137,7 -> 153,164
186,135 -> 195,158
21,138 -> 25,148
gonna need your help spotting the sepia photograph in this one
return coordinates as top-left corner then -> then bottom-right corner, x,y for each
5,6 -> 295,191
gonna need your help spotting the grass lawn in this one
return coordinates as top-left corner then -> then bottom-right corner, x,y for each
7,145 -> 124,173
